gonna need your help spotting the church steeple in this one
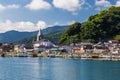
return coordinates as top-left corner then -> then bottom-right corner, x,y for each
37,26 -> 42,41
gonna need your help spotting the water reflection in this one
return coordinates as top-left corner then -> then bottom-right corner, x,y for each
0,58 -> 120,80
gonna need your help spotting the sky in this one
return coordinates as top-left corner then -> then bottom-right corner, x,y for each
0,0 -> 119,33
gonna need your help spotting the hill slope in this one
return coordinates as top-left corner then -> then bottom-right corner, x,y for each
59,6 -> 120,44
0,25 -> 68,43
14,30 -> 64,44
0,30 -> 36,43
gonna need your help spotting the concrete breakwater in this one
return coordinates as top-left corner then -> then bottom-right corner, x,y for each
1,52 -> 120,61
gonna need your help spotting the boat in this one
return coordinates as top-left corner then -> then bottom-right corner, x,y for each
81,54 -> 92,58
48,53 -> 56,58
1,53 -> 5,57
91,53 -> 99,58
19,52 -> 29,57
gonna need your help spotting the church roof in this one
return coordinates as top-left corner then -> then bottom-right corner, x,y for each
33,26 -> 56,48
33,38 -> 55,47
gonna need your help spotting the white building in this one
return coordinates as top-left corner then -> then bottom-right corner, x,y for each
33,27 -> 56,53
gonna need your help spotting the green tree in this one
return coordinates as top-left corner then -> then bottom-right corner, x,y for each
59,22 -> 81,44
81,6 -> 120,42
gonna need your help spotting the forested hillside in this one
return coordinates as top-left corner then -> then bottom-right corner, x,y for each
59,6 -> 120,44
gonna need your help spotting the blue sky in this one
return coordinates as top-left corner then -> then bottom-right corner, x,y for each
0,0 -> 119,33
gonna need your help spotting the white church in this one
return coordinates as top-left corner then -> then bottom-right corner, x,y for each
33,27 -> 57,53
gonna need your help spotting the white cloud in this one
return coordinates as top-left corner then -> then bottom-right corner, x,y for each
0,20 -> 47,33
115,0 -> 120,6
25,0 -> 51,10
52,0 -> 85,12
37,21 -> 47,29
7,4 -> 20,9
95,0 -> 112,7
0,4 -> 20,11
0,4 -> 5,11
15,21 -> 36,32
95,0 -> 112,10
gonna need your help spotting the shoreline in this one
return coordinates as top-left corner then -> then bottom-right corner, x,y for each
0,53 -> 120,61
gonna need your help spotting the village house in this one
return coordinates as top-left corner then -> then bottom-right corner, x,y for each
71,43 -> 93,54
108,40 -> 120,54
93,42 -> 109,54
1,43 -> 14,53
14,44 -> 33,53
14,44 -> 25,53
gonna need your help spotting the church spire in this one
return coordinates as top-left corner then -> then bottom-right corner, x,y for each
37,26 -> 42,41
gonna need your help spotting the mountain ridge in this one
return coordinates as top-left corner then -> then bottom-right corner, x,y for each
0,25 -> 68,43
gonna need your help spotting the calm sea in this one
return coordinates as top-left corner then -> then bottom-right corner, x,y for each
0,58 -> 120,80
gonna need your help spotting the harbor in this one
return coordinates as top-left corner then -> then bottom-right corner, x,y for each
0,26 -> 120,61
1,53 -> 120,61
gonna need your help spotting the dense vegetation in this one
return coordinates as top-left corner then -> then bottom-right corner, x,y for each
59,6 -> 120,44
59,22 -> 81,44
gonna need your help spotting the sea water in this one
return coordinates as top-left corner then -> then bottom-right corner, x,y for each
0,58 -> 120,80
